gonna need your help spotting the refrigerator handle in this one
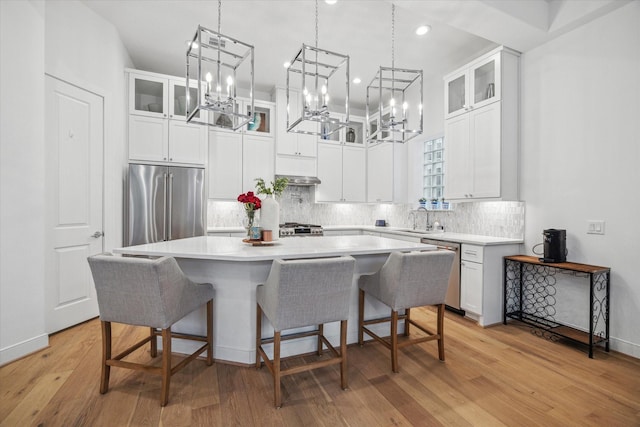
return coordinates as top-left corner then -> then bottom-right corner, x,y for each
168,172 -> 174,240
163,172 -> 168,241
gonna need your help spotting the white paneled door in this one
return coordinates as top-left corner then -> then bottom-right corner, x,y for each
45,76 -> 103,333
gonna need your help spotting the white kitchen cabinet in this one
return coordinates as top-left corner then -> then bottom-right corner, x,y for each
128,115 -> 168,162
443,46 -> 520,202
342,146 -> 366,202
367,142 -> 393,202
316,143 -> 366,203
242,134 -> 275,192
208,130 -> 243,199
461,255 -> 484,315
459,243 -> 522,326
128,114 -> 207,165
208,130 -> 274,200
445,49 -> 502,120
128,70 -> 207,166
273,87 -> 317,176
129,72 -> 168,118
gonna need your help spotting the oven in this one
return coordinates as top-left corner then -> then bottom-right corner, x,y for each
279,223 -> 324,237
420,238 -> 464,315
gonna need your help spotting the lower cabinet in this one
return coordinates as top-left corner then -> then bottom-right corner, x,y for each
459,243 -> 521,326
461,256 -> 484,315
208,130 -> 274,199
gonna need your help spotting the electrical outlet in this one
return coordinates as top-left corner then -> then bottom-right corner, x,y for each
587,220 -> 605,235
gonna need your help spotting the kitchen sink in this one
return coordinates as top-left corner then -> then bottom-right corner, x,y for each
404,229 -> 444,235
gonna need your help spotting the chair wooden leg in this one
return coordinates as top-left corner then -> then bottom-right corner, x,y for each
256,304 -> 262,368
391,310 -> 399,373
100,321 -> 111,394
150,327 -> 158,358
317,324 -> 324,356
273,331 -> 282,408
404,308 -> 411,337
437,303 -> 445,361
206,300 -> 214,366
160,328 -> 171,407
340,320 -> 348,390
358,289 -> 365,345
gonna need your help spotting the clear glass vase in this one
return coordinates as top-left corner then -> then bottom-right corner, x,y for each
245,210 -> 255,238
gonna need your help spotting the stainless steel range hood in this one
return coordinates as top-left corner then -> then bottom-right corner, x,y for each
276,174 -> 321,186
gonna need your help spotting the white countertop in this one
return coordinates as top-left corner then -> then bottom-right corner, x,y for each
113,235 -> 436,261
207,225 -> 523,246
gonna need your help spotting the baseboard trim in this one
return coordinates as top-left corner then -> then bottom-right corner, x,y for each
0,333 -> 49,367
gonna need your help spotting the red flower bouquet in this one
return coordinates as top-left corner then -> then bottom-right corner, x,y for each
237,191 -> 261,236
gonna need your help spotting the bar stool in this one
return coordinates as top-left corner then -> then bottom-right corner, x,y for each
358,250 -> 454,373
255,256 -> 356,408
87,254 -> 214,406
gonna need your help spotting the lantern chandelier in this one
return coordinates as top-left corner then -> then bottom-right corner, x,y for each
186,0 -> 255,130
366,3 -> 423,143
286,0 -> 350,138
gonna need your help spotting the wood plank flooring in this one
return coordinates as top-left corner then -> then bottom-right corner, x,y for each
1,307 -> 639,426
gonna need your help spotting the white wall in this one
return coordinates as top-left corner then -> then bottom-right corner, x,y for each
0,0 -> 133,364
0,0 -> 48,365
45,0 -> 134,253
520,1 -> 640,357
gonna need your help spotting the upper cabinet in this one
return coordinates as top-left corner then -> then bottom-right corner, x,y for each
443,47 -> 520,202
127,70 -> 207,166
445,50 -> 502,120
273,87 -> 317,176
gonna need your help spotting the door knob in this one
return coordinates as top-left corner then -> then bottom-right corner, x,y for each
91,231 -> 104,238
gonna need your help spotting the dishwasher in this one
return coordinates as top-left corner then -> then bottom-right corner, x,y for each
421,238 -> 464,315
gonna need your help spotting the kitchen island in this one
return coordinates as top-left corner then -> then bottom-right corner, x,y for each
114,235 -> 435,364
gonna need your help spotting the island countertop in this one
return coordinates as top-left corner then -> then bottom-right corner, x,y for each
113,235 -> 436,261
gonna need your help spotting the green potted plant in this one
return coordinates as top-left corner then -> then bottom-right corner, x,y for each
419,197 -> 427,208
255,177 -> 288,197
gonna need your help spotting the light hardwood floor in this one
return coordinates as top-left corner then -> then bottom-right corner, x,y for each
1,308 -> 639,426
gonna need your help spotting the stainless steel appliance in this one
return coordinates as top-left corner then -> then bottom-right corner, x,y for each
421,238 -> 464,314
126,163 -> 205,246
279,223 -> 324,237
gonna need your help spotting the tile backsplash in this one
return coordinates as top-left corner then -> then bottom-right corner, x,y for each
208,187 -> 525,239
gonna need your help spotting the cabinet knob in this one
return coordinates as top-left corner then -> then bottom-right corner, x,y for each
163,157 -> 167,160
169,158 -> 173,161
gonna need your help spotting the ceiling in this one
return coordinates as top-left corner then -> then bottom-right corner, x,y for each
82,0 -> 625,109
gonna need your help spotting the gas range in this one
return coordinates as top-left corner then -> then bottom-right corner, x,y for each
279,222 -> 324,237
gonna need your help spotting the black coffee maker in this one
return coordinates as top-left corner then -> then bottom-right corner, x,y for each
541,229 -> 566,263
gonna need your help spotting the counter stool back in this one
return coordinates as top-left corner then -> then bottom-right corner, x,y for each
256,256 -> 356,408
87,254 -> 215,406
358,250 -> 454,372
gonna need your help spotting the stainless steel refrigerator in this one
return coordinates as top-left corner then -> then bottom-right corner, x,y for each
126,163 -> 205,246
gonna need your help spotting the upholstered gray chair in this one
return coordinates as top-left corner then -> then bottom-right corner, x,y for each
87,254 -> 214,406
358,250 -> 454,373
256,256 -> 356,408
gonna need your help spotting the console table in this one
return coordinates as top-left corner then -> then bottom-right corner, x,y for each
503,255 -> 610,358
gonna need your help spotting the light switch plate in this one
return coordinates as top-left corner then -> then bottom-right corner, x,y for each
587,220 -> 605,235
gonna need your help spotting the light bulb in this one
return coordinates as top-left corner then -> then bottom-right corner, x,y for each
226,75 -> 233,86
389,98 -> 396,107
205,72 -> 212,83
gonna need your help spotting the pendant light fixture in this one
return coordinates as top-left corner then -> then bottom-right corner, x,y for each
186,0 -> 254,131
366,3 -> 423,143
286,0 -> 350,138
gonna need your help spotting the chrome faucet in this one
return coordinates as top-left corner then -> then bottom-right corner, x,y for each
408,211 -> 417,230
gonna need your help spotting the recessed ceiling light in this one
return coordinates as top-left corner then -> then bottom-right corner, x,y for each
283,61 -> 291,68
416,25 -> 431,36
325,0 -> 337,4
353,77 -> 361,84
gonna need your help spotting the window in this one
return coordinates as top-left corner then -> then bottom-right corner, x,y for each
423,136 -> 444,200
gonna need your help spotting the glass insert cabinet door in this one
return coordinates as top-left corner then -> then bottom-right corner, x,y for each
130,74 -> 167,118
447,74 -> 466,117
444,51 -> 501,120
170,82 -> 203,120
